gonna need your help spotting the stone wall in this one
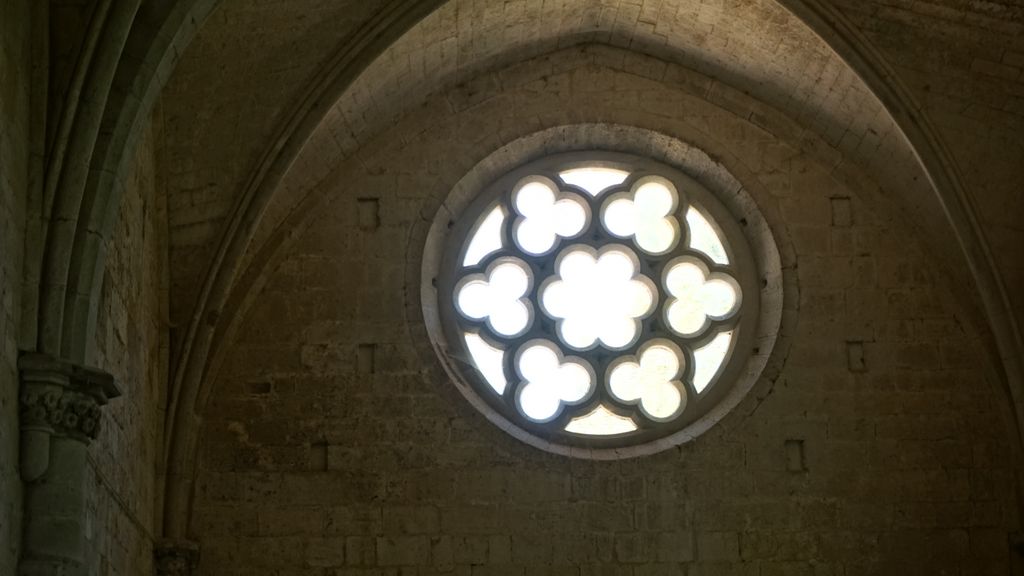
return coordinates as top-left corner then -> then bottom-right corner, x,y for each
833,0 -> 1024,331
159,0 -> 389,340
0,0 -> 31,572
85,119 -> 165,575
190,51 -> 1021,575
158,1 -> 1024,367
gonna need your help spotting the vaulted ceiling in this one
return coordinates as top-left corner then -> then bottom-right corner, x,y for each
142,0 -> 1024,538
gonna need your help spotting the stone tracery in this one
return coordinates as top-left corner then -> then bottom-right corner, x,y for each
439,153 -> 754,447
2,0 -> 1021,573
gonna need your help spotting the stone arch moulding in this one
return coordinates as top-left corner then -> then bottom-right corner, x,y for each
31,0 -> 223,364
53,0 -> 226,365
36,0 -> 1019,545
161,0 -> 1024,543
157,0 -> 448,540
775,0 -> 1024,437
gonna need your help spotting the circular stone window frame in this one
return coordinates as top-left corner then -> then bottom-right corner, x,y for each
418,133 -> 786,460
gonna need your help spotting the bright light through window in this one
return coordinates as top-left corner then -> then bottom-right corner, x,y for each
515,342 -> 593,422
512,178 -> 587,255
664,261 -> 739,337
464,333 -> 507,394
686,208 -> 729,265
565,405 -> 638,435
464,206 -> 505,266
603,177 -> 679,255
609,342 -> 686,420
693,331 -> 733,393
456,259 -> 532,337
444,156 -> 752,447
541,246 -> 655,349
559,167 -> 630,196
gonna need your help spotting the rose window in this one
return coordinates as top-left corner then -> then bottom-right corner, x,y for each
433,152 -> 763,453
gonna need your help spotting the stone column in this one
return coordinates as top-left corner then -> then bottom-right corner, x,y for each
17,353 -> 120,576
154,540 -> 200,576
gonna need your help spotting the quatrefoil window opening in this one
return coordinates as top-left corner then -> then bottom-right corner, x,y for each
447,159 -> 746,441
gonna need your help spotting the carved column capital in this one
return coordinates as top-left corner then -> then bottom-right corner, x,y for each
18,352 -> 120,439
18,352 -> 121,481
154,540 -> 200,576
17,354 -> 122,575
